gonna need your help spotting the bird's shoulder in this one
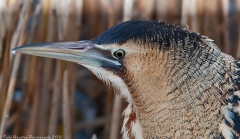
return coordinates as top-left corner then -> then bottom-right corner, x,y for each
220,60 -> 240,138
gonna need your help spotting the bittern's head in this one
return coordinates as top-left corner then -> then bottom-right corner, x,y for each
11,20 -> 210,103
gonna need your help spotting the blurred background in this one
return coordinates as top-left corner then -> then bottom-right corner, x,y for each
0,0 -> 239,139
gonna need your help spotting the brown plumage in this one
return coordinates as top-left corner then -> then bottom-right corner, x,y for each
12,20 -> 240,139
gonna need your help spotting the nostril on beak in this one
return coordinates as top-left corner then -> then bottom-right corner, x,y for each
68,47 -> 85,50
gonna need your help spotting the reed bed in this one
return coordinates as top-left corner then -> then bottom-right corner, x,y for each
0,0 -> 239,139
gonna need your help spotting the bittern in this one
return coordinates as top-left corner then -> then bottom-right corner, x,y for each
11,20 -> 240,139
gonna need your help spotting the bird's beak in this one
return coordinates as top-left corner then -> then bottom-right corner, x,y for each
11,40 -> 120,67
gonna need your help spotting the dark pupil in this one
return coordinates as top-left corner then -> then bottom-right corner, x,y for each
116,52 -> 123,57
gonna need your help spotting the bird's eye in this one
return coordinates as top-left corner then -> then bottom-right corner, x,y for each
113,49 -> 126,59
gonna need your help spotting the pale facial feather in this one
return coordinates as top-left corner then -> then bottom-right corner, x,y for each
82,65 -> 132,103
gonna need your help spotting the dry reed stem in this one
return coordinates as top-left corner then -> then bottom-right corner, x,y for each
0,30 -> 26,136
6,12 -> 27,121
47,0 -> 61,137
62,70 -> 72,139
0,74 -> 2,94
181,0 -> 190,25
11,16 -> 31,134
0,13 -> 13,127
38,59 -> 52,136
26,59 -> 42,135
55,1 -> 72,138
0,0 -> 7,59
0,1 -> 21,92
48,61 -> 62,136
196,0 -> 204,32
58,0 -> 83,137
109,95 -> 123,139
27,3 -> 42,104
25,57 -> 38,104
201,1 -> 215,48
99,0 -> 115,27
56,0 -> 71,41
139,0 -> 154,20
46,0 -> 57,42
189,0 -> 198,32
0,0 -> 30,136
23,1 -> 42,136
24,3 -> 43,136
66,0 -> 82,41
67,63 -> 77,137
123,0 -> 134,21
222,0 -> 230,54
215,0 -> 224,50
59,1 -> 78,137
156,0 -> 167,20
0,53 -> 22,136
236,0 -> 240,59
103,88 -> 113,138
169,0 -> 182,23
75,0 -> 84,30
42,0 -> 50,42
38,0 -> 52,136
9,0 -> 31,64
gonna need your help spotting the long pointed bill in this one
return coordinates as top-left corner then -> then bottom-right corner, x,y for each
11,40 -> 120,67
